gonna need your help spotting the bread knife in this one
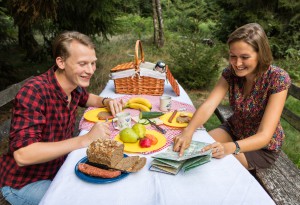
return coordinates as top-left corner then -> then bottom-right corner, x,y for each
146,119 -> 166,134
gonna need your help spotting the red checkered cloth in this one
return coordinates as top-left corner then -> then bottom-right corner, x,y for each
79,95 -> 196,154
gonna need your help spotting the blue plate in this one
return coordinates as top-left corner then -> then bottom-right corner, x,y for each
75,155 -> 130,184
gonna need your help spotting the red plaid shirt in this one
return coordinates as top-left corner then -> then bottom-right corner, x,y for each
0,66 -> 89,189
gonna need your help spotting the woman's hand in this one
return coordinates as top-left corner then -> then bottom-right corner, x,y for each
105,98 -> 126,117
172,130 -> 194,157
201,142 -> 225,159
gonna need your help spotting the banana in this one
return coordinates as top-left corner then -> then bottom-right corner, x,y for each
127,102 -> 151,112
127,97 -> 152,109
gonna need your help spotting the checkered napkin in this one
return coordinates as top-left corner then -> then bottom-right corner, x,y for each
79,95 -> 196,154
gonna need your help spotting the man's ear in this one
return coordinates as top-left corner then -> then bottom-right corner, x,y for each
56,57 -> 65,70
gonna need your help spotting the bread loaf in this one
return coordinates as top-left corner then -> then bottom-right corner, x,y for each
87,139 -> 124,168
86,138 -> 146,173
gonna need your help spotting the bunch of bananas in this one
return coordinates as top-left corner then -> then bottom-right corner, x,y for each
125,97 -> 152,112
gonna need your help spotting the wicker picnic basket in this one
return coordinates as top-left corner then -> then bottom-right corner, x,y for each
110,40 -> 180,96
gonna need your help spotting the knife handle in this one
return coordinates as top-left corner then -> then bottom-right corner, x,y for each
147,119 -> 166,134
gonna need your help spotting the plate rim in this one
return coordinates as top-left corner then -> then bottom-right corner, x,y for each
75,155 -> 130,184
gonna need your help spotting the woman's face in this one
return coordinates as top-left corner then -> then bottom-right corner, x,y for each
229,40 -> 259,79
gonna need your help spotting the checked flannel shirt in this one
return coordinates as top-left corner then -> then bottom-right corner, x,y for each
0,66 -> 89,189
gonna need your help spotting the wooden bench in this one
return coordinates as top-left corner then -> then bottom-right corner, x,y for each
214,83 -> 300,205
0,78 -> 33,204
0,77 -> 81,204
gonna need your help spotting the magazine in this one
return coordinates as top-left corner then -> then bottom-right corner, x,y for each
150,141 -> 212,175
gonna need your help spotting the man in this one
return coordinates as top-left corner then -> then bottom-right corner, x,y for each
0,31 -> 123,204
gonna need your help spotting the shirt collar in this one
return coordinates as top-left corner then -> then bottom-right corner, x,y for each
47,66 -> 82,103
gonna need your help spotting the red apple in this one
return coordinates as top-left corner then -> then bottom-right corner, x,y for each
139,138 -> 152,148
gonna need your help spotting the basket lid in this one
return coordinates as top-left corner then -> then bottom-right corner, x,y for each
166,66 -> 180,96
110,60 -> 143,72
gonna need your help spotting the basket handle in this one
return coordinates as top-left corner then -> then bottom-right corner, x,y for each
134,40 -> 145,69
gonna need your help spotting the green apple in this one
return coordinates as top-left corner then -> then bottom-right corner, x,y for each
132,123 -> 146,139
119,128 -> 139,143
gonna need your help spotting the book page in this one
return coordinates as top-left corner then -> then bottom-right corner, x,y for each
152,141 -> 212,161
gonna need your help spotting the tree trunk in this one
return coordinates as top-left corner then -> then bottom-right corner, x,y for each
152,0 -> 159,45
155,0 -> 164,47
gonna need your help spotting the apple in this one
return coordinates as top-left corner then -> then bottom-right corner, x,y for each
119,128 -> 139,143
139,138 -> 152,148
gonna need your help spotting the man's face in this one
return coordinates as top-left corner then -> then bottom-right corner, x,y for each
61,40 -> 97,89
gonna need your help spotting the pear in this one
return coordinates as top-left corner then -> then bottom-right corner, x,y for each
132,123 -> 146,139
119,128 -> 139,143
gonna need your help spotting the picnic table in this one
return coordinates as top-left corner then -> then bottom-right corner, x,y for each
39,80 -> 275,205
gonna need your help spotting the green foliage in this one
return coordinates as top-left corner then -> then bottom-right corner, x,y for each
281,118 -> 300,169
56,0 -> 122,37
274,58 -> 300,83
115,15 -> 153,40
214,0 -> 300,59
0,3 -> 17,47
116,0 -> 152,17
169,37 -> 226,90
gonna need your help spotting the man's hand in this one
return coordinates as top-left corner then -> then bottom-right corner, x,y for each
85,122 -> 111,145
105,98 -> 125,117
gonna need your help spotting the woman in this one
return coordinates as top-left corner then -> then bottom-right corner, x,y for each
173,23 -> 291,170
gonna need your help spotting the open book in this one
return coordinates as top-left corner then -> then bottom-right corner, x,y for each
150,141 -> 212,175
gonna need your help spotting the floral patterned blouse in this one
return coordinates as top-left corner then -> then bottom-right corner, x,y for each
222,65 -> 291,151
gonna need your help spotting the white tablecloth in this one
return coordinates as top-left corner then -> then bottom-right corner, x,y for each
40,80 -> 275,205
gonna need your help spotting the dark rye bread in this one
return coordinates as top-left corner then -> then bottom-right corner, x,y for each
97,111 -> 114,120
86,139 -> 146,173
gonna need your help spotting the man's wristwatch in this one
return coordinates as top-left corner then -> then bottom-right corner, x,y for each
233,141 -> 240,155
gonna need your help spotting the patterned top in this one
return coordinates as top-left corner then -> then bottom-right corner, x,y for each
222,65 -> 291,151
0,66 -> 89,189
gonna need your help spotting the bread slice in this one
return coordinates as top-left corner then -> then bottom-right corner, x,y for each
129,157 -> 147,172
114,156 -> 140,171
97,111 -> 114,120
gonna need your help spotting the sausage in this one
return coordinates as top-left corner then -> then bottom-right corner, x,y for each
78,163 -> 121,178
168,110 -> 178,123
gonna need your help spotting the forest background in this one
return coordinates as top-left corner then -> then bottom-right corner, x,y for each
0,0 -> 299,168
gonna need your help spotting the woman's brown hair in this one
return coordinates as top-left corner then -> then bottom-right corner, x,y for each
227,23 -> 273,74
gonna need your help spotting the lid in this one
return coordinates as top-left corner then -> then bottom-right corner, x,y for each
111,61 -> 136,72
166,66 -> 180,96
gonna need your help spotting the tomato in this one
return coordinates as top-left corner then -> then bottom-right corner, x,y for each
145,134 -> 158,145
